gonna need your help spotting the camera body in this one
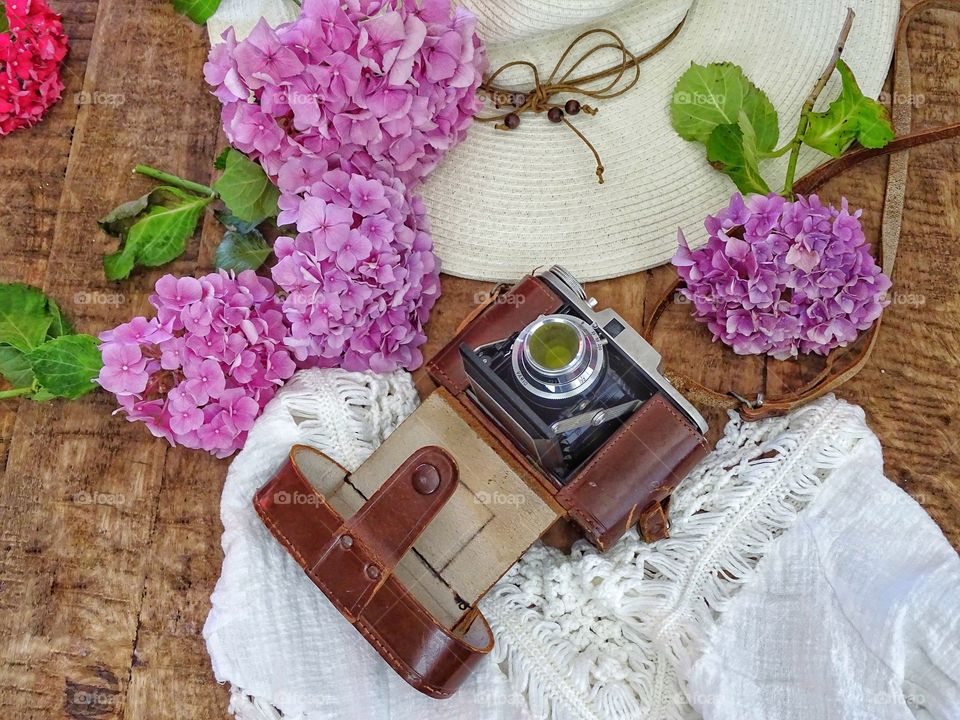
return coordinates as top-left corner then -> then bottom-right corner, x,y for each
254,267 -> 709,698
461,266 -> 707,483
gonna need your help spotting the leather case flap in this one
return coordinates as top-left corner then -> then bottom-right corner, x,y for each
254,444 -> 495,699
557,394 -> 709,549
311,445 -> 458,620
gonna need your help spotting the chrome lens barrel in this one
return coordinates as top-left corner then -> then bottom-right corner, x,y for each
511,315 -> 605,401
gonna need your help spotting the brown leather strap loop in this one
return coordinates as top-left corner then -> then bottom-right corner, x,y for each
646,0 -> 960,421
253,445 -> 493,699
338,445 -> 458,575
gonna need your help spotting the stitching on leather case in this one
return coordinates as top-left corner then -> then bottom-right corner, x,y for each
356,618 -> 453,697
653,395 -> 710,452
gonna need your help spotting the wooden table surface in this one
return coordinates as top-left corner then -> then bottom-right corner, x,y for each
0,2 -> 957,718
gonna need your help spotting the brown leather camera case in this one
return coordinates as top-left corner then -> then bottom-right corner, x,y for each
254,274 -> 708,698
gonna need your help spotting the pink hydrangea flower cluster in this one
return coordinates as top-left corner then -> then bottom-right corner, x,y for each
673,192 -> 891,360
202,0 -> 478,373
203,0 -> 486,186
97,271 -> 298,457
0,0 -> 69,136
272,155 -> 440,371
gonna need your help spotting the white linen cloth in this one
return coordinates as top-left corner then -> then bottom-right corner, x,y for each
203,369 -> 960,720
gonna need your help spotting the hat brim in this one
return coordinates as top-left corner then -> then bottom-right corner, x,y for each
421,0 -> 900,282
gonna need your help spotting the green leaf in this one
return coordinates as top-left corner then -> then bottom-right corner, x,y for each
46,298 -> 73,339
171,0 -> 221,24
706,111 -> 771,195
803,59 -> 895,158
215,229 -> 273,273
213,149 -> 280,225
0,5 -> 9,34
213,148 -> 231,171
27,335 -> 103,400
103,252 -> 136,282
671,62 -> 779,153
216,211 -> 260,235
0,284 -> 54,352
98,192 -> 152,237
30,388 -> 59,403
0,346 -> 36,389
103,187 -> 212,281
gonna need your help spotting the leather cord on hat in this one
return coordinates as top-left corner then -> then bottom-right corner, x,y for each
642,0 -> 960,421
475,20 -> 686,184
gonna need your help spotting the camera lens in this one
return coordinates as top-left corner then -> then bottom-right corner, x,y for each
527,320 -> 582,374
512,315 -> 605,401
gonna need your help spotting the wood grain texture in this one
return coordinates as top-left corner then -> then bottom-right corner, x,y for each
0,2 -> 957,718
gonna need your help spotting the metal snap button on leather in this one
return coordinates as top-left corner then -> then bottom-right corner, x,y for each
340,535 -> 353,549
411,463 -> 440,495
365,565 -> 381,580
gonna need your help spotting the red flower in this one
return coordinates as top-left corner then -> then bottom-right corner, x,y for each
0,0 -> 69,136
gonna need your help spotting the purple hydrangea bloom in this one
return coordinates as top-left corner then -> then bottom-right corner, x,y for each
673,192 -> 891,360
97,271 -> 298,458
203,0 -> 487,187
270,157 -> 440,373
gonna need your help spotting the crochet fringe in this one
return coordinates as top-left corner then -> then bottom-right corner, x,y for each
479,395 -> 873,720
274,369 -> 417,473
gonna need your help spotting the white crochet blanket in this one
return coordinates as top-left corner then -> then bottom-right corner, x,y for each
204,370 -> 960,720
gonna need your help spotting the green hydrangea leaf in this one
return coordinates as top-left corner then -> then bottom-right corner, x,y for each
213,148 -> 231,171
27,335 -> 103,400
214,228 -> 272,273
171,0 -> 221,24
0,283 -> 54,352
46,298 -> 73,338
217,211 -> 260,235
98,192 -> 152,237
103,186 -> 212,281
706,112 -> 771,195
103,251 -> 136,282
0,346 -> 36,389
671,62 -> 779,153
803,59 -> 895,158
213,149 -> 280,226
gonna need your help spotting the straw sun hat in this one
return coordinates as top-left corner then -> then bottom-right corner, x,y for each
420,0 -> 900,281
208,0 -> 900,282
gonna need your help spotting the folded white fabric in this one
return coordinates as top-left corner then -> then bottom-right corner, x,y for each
689,446 -> 960,720
204,370 -> 960,720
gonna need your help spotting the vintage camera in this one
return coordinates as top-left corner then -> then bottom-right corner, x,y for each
254,267 -> 709,699
461,266 -> 706,483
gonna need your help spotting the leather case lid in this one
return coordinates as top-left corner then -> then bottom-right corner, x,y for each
306,388 -> 561,628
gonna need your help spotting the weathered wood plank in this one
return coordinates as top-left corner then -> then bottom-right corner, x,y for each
0,0 -> 225,718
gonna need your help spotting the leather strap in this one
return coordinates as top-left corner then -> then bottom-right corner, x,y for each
253,445 -> 494,699
644,0 -> 960,420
